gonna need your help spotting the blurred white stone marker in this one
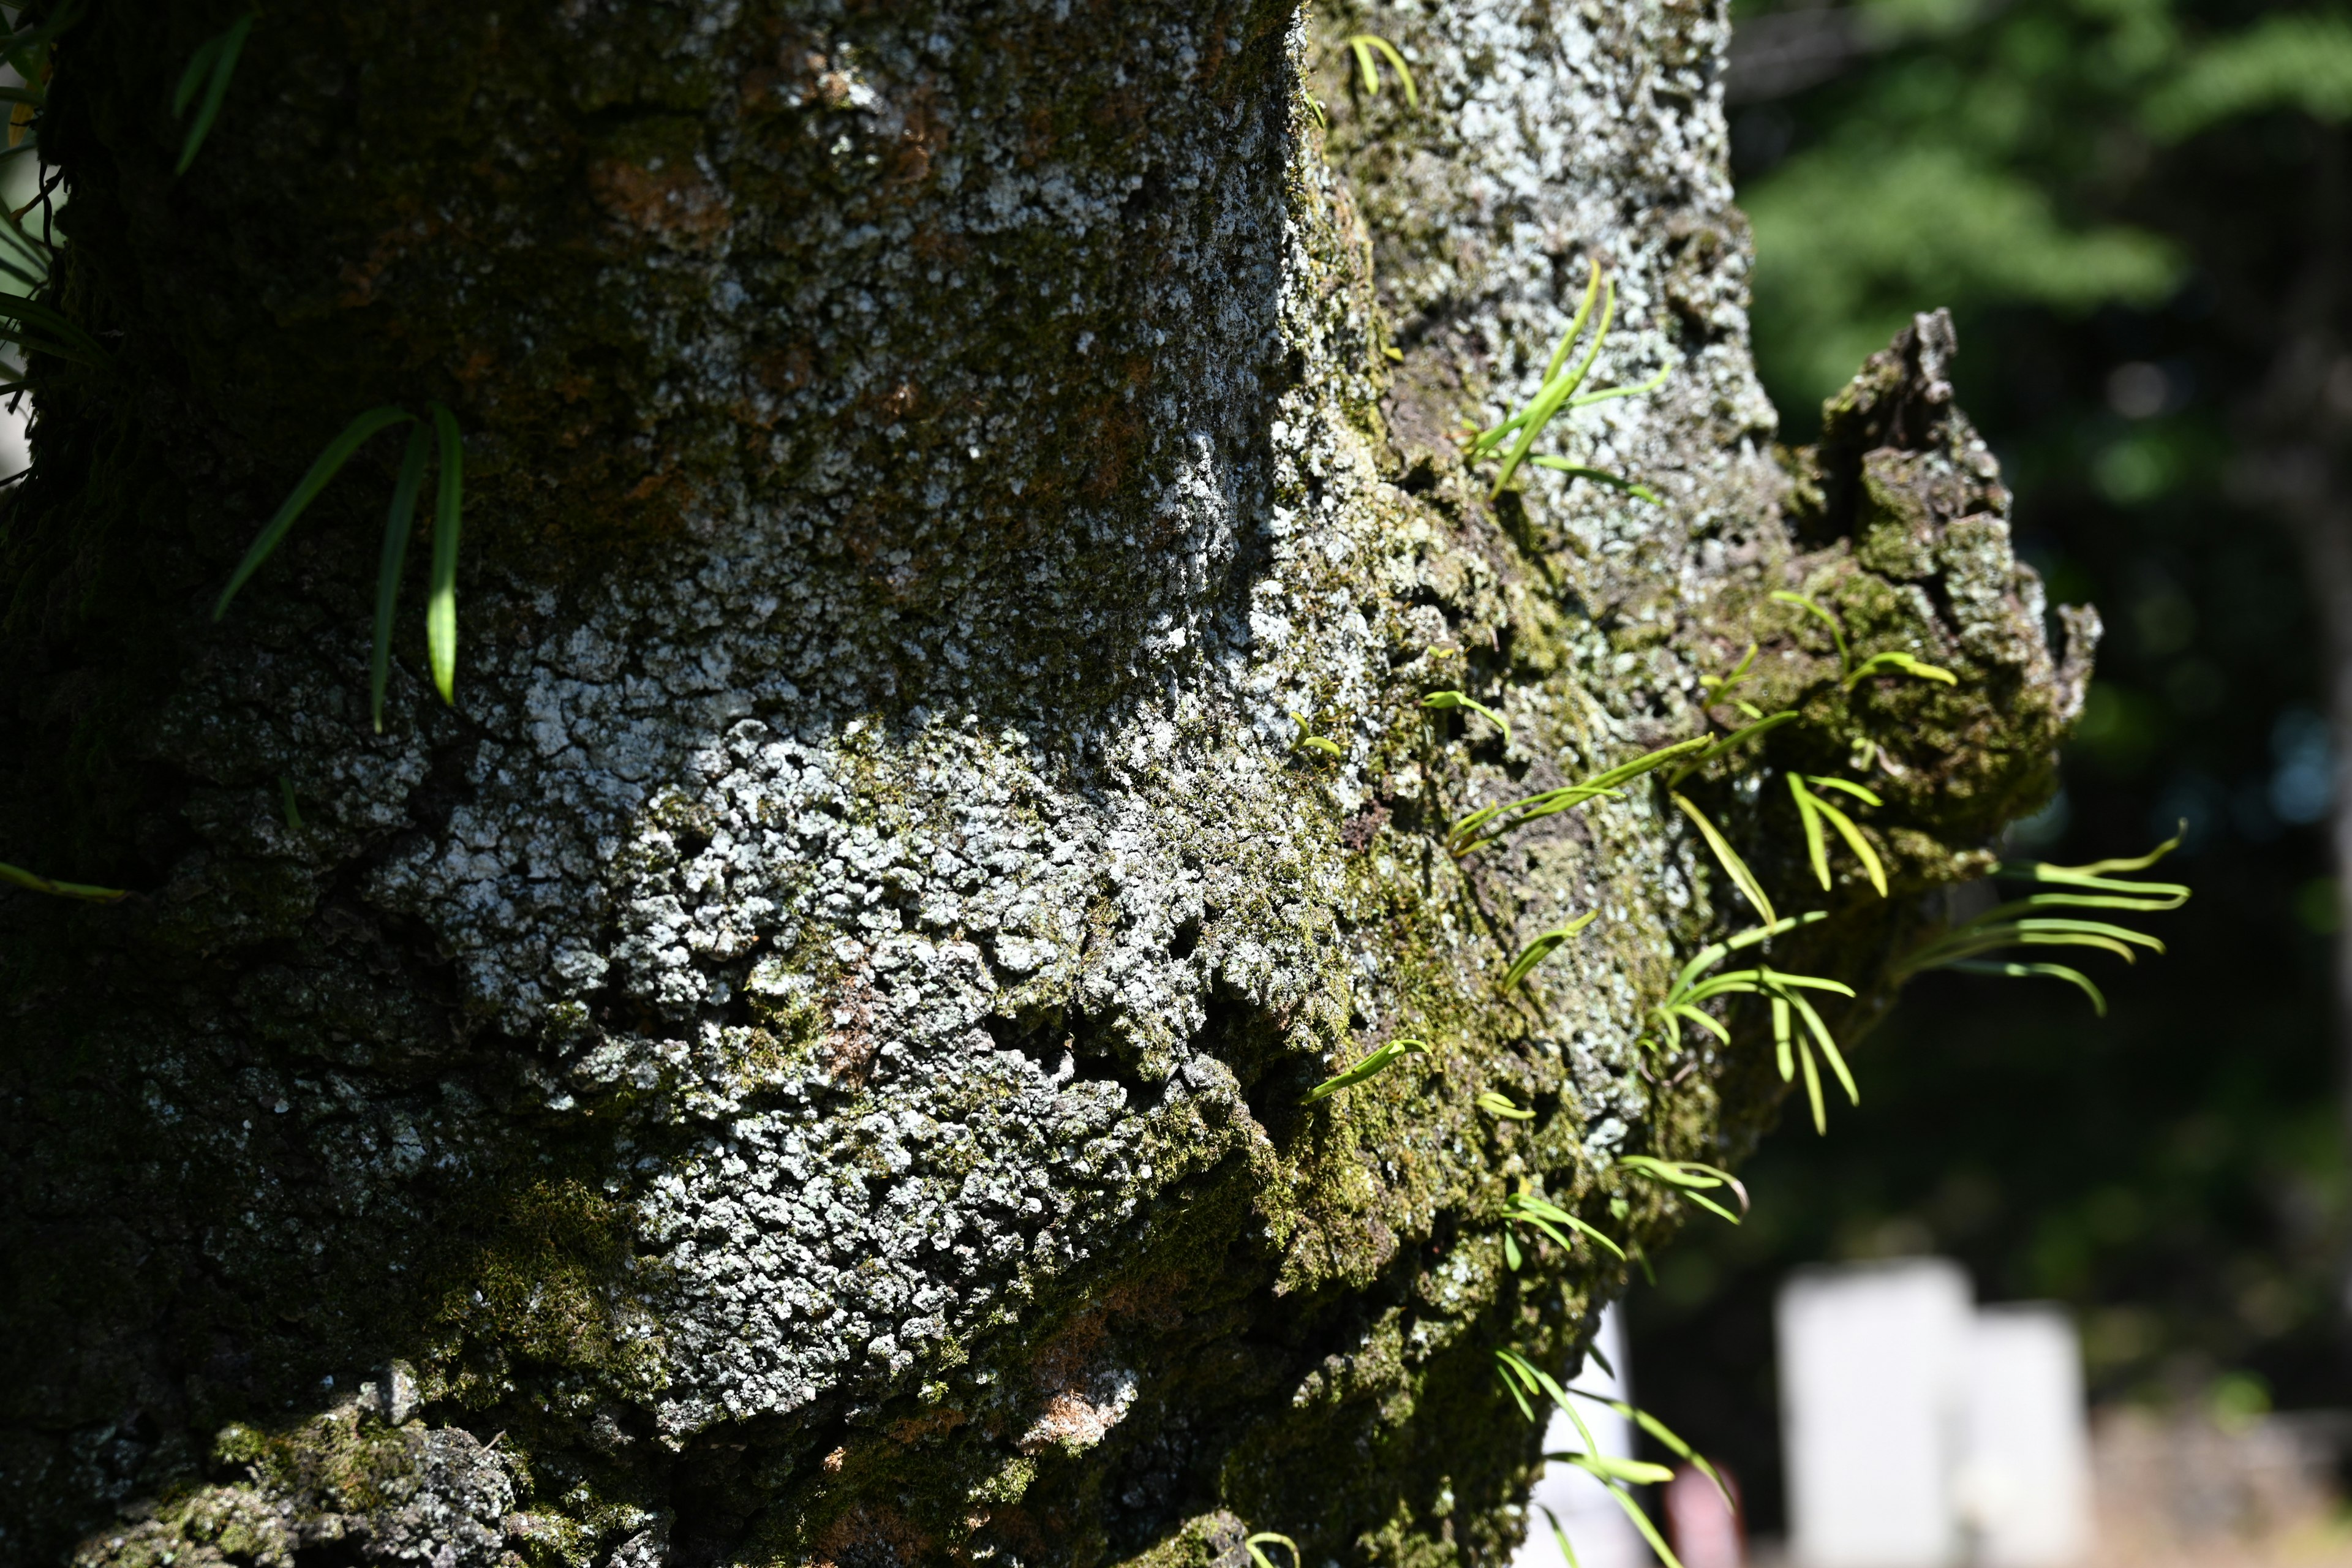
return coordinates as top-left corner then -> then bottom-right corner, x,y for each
1955,1304 -> 2090,1567
1779,1258 -> 1971,1568
1517,1303 -> 1652,1568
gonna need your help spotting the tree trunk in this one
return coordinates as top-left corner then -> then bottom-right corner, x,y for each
0,2 -> 2083,1564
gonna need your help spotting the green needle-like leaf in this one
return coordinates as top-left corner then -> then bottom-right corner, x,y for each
1502,910 -> 1600,991
216,405 -> 415,621
1945,959 -> 2108,1014
1343,34 -> 1418,106
372,422 -> 431,733
0,294 -> 108,366
1771,588 -> 1852,673
1847,649 -> 1958,688
0,859 -> 127,902
1491,275 -> 1615,498
1539,1504 -> 1583,1568
1302,1036 -> 1428,1104
1572,1475 -> 1687,1568
1244,1534 -> 1300,1568
175,12 -> 253,175
1478,1089 -> 1536,1121
428,401 -> 464,704
1672,792 -> 1775,925
1665,710 -> 1796,785
1422,688 -> 1510,744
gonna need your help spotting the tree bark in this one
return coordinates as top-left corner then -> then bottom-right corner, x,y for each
0,3 -> 2083,1565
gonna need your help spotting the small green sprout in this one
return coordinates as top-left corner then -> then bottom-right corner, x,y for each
1646,910 -> 1858,1133
1,859 -> 126,902
1422,688 -> 1510,745
1670,791 -> 1775,925
1617,1156 -> 1749,1224
216,404 -> 469,731
1244,1533 -> 1300,1568
278,774 -> 304,832
174,10 -> 254,175
1502,1188 -> 1624,1265
1502,910 -> 1599,992
1699,642 -> 1766,717
1894,827 -> 2188,1014
1788,774 -> 1888,896
1302,1036 -> 1428,1104
1771,589 -> 1850,673
1448,734 -> 1710,858
1477,1089 -> 1535,1120
1290,711 -> 1342,756
1528,457 -> 1660,503
1468,262 -> 1672,500
1847,649 -> 1957,688
1343,33 -> 1418,107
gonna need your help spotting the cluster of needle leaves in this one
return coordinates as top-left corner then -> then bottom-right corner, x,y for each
213,405 -> 469,732
1468,260 -> 1669,503
1293,574 -> 2187,1561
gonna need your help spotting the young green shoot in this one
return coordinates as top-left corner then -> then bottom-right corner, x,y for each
174,11 -> 254,175
1302,1036 -> 1428,1104
1847,649 -> 1956,689
1771,589 -> 1850,674
1700,643 -> 1760,712
278,774 -> 304,832
1343,34 -> 1418,107
1502,910 -> 1600,992
217,403 -> 469,729
1788,774 -> 1888,896
1,859 -> 126,902
1893,828 -> 2188,1013
1502,1188 -> 1625,1265
1244,1534 -> 1300,1568
1422,688 -> 1510,745
1477,1088 -> 1536,1121
1291,712 -> 1342,757
1449,734 -> 1710,858
1616,1156 -> 1749,1224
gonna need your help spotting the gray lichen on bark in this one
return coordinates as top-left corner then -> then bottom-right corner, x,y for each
0,1 -> 2084,1566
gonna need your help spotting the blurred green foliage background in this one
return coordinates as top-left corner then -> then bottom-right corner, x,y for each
1628,0 -> 2352,1533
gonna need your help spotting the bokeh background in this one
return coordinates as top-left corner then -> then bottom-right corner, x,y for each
1627,0 -> 2352,1540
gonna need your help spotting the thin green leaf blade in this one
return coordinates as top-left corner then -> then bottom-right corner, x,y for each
215,405 -> 416,620
176,12 -> 253,176
427,401 -> 464,704
372,423 -> 432,732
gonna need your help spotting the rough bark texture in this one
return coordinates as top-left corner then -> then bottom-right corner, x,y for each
1,2 -> 2086,1566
